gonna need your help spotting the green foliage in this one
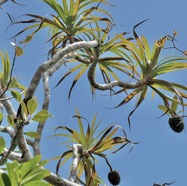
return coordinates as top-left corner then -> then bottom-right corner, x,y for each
0,49 -> 26,100
158,95 -> 183,117
113,22 -> 187,126
10,90 -> 22,102
27,98 -> 38,116
31,110 -> 52,122
0,113 -> 3,125
17,98 -> 52,123
0,137 -> 5,155
0,50 -> 10,87
54,109 -> 133,185
1,1 -> 187,185
54,24 -> 134,99
0,155 -> 50,186
13,0 -> 112,55
7,115 -> 15,127
24,131 -> 40,139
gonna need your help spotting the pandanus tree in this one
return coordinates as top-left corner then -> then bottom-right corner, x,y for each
0,0 -> 187,185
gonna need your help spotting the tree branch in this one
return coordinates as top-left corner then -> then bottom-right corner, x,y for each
17,127 -> 32,162
45,172 -> 81,186
0,0 -> 8,6
69,144 -> 83,182
23,40 -> 98,104
33,58 -> 68,155
0,126 -> 15,138
87,46 -> 147,90
0,83 -> 16,117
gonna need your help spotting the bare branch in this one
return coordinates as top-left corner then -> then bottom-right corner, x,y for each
0,126 -> 15,138
24,40 -> 99,103
3,148 -> 21,161
17,127 -> 32,162
0,0 -> 8,6
0,83 -> 16,117
33,57 -> 68,155
69,144 -> 83,182
45,172 -> 81,186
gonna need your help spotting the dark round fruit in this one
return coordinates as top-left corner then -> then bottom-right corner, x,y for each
108,170 -> 120,185
168,116 -> 184,133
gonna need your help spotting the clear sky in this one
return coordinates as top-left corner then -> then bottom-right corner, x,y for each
1,0 -> 187,186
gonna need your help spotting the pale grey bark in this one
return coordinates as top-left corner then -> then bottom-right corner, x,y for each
87,46 -> 147,90
0,84 -> 16,117
33,57 -> 68,155
69,144 -> 83,182
16,40 -> 98,161
0,126 -> 15,138
0,0 -> 8,6
24,40 -> 99,102
9,40 -> 99,185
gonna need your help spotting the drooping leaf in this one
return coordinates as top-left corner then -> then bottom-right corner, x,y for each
55,150 -> 73,175
133,18 -> 149,39
0,50 -> 10,86
158,105 -> 170,115
127,87 -> 147,128
11,90 -> 22,102
114,87 -> 144,108
171,95 -> 178,113
68,64 -> 89,100
15,46 -> 23,57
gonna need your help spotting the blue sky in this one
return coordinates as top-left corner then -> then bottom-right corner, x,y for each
1,0 -> 187,186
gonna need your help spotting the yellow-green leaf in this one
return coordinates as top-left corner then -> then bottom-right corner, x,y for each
24,131 -> 40,139
32,110 -> 52,122
21,101 -> 29,118
27,99 -> 38,116
7,115 -> 15,126
0,113 -> 3,125
11,90 -> 22,102
15,46 -> 23,57
0,137 -> 5,154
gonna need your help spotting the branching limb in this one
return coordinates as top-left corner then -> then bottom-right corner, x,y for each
45,172 -> 81,186
0,126 -> 15,138
33,57 -> 67,155
17,127 -> 32,162
9,40 -> 98,160
69,144 -> 85,183
87,46 -> 147,90
0,123 -> 32,165
0,40 -> 99,183
0,83 -> 16,117
23,40 -> 99,103
3,148 -> 21,161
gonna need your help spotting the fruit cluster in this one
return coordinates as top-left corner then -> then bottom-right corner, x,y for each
108,170 -> 120,185
168,116 -> 184,133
